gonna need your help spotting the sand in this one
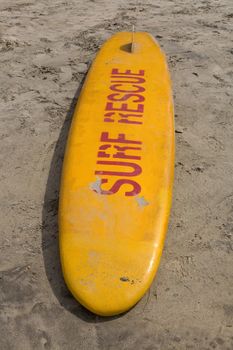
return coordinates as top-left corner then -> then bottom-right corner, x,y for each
0,0 -> 233,349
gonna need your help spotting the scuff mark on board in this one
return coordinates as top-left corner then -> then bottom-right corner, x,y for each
120,276 -> 130,282
120,277 -> 137,285
136,196 -> 149,207
89,177 -> 102,194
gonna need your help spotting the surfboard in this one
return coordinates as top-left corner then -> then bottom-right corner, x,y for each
59,32 -> 174,316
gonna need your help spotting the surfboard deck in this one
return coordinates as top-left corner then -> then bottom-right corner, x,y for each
59,32 -> 174,316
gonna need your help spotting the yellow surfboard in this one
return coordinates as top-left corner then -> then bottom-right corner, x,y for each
59,32 -> 174,316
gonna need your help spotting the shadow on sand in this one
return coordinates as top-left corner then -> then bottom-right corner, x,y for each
41,77 -> 124,323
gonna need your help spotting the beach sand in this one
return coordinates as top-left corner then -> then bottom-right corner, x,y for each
0,0 -> 232,349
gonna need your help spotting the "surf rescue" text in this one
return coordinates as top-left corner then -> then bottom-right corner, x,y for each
93,68 -> 145,196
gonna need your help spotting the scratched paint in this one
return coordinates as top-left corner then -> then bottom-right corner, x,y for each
136,196 -> 149,207
89,177 -> 102,194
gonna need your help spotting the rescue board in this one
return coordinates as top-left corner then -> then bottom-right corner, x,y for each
59,32 -> 174,316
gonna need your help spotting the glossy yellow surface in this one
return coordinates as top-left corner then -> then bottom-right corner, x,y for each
59,32 -> 174,316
